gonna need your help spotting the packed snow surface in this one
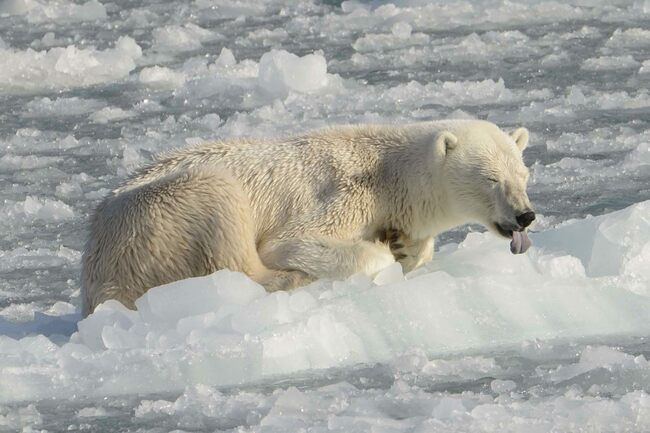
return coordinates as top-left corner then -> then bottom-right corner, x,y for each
1,0 -> 650,431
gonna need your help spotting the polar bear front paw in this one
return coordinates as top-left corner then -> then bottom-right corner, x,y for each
360,244 -> 396,277
386,228 -> 408,261
385,228 -> 433,273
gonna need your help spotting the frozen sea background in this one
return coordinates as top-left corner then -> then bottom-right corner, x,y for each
1,0 -> 650,431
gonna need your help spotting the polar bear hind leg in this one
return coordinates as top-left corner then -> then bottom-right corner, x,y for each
259,236 -> 395,280
82,166 -> 310,315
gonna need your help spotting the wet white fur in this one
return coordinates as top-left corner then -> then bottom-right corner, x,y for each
81,120 -> 531,316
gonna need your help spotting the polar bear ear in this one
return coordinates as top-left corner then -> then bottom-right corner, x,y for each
435,131 -> 458,157
510,127 -> 529,152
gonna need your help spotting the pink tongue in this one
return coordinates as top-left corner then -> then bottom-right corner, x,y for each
510,231 -> 532,254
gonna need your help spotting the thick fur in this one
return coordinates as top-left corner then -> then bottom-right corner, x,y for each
82,120 -> 532,316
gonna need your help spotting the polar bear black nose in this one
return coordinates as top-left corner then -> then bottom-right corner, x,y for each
516,211 -> 536,228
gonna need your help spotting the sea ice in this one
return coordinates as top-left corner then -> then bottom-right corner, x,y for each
1,201 -> 649,404
193,0 -> 270,18
152,23 -> 220,53
76,406 -> 107,417
0,246 -> 80,274
352,29 -> 429,53
0,154 -> 62,172
1,0 -> 650,429
0,0 -> 106,23
131,374 -> 650,432
0,404 -> 42,430
239,27 -> 289,47
23,97 -> 105,117
0,196 -> 74,226
545,126 -> 650,155
639,59 -> 650,74
581,55 -> 640,70
0,36 -> 141,92
604,28 -> 650,49
258,50 -> 332,98
380,78 -> 517,108
139,66 -> 187,89
88,107 -> 136,124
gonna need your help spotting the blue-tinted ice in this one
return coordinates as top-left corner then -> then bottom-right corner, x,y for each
1,0 -> 650,431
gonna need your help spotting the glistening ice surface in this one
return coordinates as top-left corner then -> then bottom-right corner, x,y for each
0,0 -> 649,431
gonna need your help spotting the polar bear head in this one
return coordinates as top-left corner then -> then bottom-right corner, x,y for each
430,120 -> 535,253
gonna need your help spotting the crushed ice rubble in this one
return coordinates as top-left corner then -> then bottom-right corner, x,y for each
1,202 -> 649,432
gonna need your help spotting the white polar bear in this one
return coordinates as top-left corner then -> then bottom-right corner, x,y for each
81,120 -> 535,316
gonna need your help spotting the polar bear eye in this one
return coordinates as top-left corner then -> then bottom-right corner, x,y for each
487,177 -> 499,183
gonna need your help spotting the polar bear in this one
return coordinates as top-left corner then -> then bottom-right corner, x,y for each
81,120 -> 535,316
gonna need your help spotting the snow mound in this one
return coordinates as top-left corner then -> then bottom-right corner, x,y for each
0,36 -> 141,92
1,201 -> 649,403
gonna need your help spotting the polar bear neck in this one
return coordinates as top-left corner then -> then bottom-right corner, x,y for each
369,124 -> 461,241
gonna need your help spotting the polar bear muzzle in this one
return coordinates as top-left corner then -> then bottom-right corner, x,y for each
510,231 -> 532,254
495,212 -> 535,255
